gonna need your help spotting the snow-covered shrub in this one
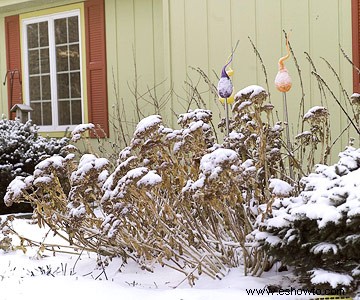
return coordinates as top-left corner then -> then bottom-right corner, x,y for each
5,84 -> 336,283
227,86 -> 285,207
99,110 -> 250,279
4,108 -> 268,282
0,119 -> 68,214
253,146 -> 360,292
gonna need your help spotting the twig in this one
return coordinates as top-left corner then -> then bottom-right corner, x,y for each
248,36 -> 271,101
311,71 -> 360,135
320,56 -> 354,115
172,255 -> 207,289
340,44 -> 360,75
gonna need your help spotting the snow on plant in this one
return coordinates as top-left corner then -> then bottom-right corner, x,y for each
3,102 -> 277,283
71,123 -> 95,142
3,145 -> 111,253
1,81 -> 304,282
226,85 -> 291,218
0,216 -> 13,252
253,146 -> 360,292
4,83 -> 341,285
101,110 -> 247,280
295,105 -> 330,173
0,118 -> 68,214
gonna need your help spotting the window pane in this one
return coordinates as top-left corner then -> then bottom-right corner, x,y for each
68,16 -> 79,43
27,23 -> 38,49
43,102 -> 52,125
40,48 -> 50,73
71,100 -> 82,124
57,73 -> 69,99
28,50 -> 39,75
70,72 -> 81,98
30,102 -> 41,125
39,22 -> 48,47
26,14 -> 82,128
55,18 -> 67,45
29,76 -> 40,100
56,46 -> 69,72
69,44 -> 80,70
58,101 -> 70,125
42,75 -> 51,100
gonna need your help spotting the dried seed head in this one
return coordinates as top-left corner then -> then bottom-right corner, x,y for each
178,109 -> 212,125
260,103 -> 275,113
233,85 -> 268,111
303,106 -> 329,124
133,115 -> 162,140
351,93 -> 360,106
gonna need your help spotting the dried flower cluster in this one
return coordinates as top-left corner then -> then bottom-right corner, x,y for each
2,83 -> 343,285
4,107 -> 263,282
224,85 -> 286,217
296,106 -> 330,172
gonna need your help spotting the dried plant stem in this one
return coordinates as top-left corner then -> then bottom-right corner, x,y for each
330,121 -> 352,149
183,69 -> 220,142
340,45 -> 360,75
311,71 -> 360,135
132,46 -> 141,122
248,37 -> 271,102
110,68 -> 131,148
304,52 -> 328,109
320,57 -> 354,116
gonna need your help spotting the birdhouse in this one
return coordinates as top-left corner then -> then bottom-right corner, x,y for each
10,104 -> 33,123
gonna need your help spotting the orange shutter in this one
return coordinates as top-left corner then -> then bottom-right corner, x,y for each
85,0 -> 109,137
352,0 -> 360,92
5,15 -> 22,119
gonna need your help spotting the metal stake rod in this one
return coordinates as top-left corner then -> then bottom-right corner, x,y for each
283,92 -> 294,180
225,98 -> 229,137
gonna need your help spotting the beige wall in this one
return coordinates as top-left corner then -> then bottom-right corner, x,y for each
104,0 -> 354,160
105,0 -> 166,134
167,0 -> 353,154
0,0 -> 355,162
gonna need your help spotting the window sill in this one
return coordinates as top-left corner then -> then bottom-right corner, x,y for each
36,125 -> 77,138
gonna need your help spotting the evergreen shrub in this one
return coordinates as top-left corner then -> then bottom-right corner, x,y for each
0,118 -> 68,214
253,146 -> 360,293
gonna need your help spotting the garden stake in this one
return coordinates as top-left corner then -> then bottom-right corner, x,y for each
282,91 -> 294,180
275,33 -> 294,180
224,97 -> 230,137
218,42 -> 239,137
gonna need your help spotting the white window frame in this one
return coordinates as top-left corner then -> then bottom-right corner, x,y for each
22,9 -> 84,132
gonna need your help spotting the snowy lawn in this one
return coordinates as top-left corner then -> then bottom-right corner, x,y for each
0,216 -> 330,300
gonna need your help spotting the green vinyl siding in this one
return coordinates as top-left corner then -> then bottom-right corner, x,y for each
0,0 -> 355,161
105,0 -> 166,125
160,0 -> 353,160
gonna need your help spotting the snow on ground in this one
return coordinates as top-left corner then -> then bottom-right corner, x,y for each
0,217 -> 355,300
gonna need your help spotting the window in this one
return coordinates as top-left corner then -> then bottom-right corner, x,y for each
23,10 -> 83,131
5,0 -> 109,137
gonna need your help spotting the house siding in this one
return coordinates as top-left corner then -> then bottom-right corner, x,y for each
161,0 -> 353,157
0,0 -> 355,161
104,0 -> 354,157
104,0 -> 165,127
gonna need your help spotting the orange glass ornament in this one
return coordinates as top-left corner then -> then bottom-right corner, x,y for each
275,36 -> 292,93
